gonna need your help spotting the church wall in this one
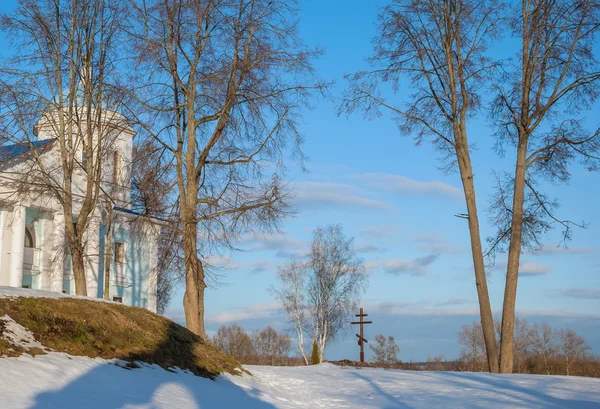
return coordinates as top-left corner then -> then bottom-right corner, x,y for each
97,215 -> 158,312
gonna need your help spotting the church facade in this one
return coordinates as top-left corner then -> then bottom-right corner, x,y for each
0,108 -> 159,312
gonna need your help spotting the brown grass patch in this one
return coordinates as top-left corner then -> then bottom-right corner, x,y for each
0,297 -> 241,379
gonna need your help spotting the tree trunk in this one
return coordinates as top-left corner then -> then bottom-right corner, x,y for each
103,202 -> 113,300
455,140 -> 500,373
70,242 -> 87,297
499,138 -> 528,373
182,216 -> 206,339
295,322 -> 309,365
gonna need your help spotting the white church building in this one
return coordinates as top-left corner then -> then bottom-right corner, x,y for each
0,107 -> 159,312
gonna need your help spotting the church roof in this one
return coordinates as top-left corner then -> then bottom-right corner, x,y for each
0,139 -> 54,162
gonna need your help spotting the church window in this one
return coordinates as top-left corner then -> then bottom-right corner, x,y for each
113,296 -> 123,303
115,242 -> 125,263
24,227 -> 34,248
113,151 -> 122,185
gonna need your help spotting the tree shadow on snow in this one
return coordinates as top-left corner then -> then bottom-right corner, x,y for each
28,322 -> 277,409
435,371 -> 600,409
349,370 -> 415,409
349,369 -> 599,409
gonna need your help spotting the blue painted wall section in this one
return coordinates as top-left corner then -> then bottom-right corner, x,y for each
97,221 -> 154,309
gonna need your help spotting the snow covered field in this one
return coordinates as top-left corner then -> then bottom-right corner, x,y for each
1,352 -> 599,409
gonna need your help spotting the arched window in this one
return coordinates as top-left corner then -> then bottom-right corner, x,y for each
24,227 -> 34,248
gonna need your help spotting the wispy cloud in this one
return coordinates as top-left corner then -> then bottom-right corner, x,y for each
490,261 -> 551,277
206,302 -> 282,325
362,302 -> 600,318
531,244 -> 598,256
560,288 -> 600,299
236,232 -> 307,258
355,244 -> 388,254
358,225 -> 400,239
519,262 -> 551,277
202,254 -> 273,274
293,181 -> 392,211
436,298 -> 471,307
383,254 -> 439,276
405,233 -> 464,255
357,173 -> 462,199
364,260 -> 381,274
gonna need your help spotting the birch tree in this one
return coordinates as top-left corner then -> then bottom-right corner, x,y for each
342,0 -> 505,372
273,225 -> 368,364
0,0 -> 126,295
125,0 -> 323,338
490,0 -> 600,373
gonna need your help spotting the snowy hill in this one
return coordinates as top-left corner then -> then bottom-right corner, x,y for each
0,286 -> 240,377
1,287 -> 599,408
1,353 -> 600,408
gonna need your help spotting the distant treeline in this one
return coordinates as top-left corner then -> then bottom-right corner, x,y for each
210,324 -> 304,366
211,320 -> 600,378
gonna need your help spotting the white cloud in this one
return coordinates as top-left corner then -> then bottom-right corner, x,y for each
202,254 -> 272,274
490,261 -> 551,277
531,244 -> 598,256
236,232 -> 307,258
293,181 -> 392,211
560,288 -> 600,299
436,298 -> 471,307
405,233 -> 464,255
357,173 -> 463,199
383,254 -> 439,276
358,225 -> 400,239
206,302 -> 282,324
355,244 -> 387,254
364,260 -> 380,274
519,262 -> 551,277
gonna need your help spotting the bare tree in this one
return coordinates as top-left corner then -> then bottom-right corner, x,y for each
370,334 -> 400,365
251,326 -> 291,365
273,225 -> 368,364
272,260 -> 310,364
559,329 -> 590,376
494,316 -> 535,373
458,322 -> 488,372
342,0 -> 505,373
490,0 -> 600,373
130,141 -> 181,314
125,0 -> 323,338
212,323 -> 255,362
0,0 -> 127,295
531,323 -> 559,375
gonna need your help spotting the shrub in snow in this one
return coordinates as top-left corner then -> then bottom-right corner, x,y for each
311,340 -> 320,365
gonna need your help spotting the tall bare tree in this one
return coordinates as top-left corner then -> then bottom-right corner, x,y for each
490,0 -> 600,373
251,326 -> 291,365
0,0 -> 127,295
212,323 -> 255,362
342,0 -> 505,372
125,0 -> 323,338
273,225 -> 368,364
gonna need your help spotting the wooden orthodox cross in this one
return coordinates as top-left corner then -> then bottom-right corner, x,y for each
351,307 -> 372,363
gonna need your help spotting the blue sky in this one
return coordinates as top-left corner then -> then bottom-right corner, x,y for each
0,0 -> 598,362
181,0 -> 600,361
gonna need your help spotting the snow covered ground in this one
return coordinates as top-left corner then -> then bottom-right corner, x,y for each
1,353 -> 599,408
2,287 -> 599,408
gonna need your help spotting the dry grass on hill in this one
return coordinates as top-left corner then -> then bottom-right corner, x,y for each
0,297 -> 242,379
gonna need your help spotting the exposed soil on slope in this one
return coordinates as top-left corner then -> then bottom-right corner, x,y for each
0,297 -> 241,379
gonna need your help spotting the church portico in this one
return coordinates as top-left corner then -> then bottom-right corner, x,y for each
0,105 -> 158,312
0,205 -> 63,291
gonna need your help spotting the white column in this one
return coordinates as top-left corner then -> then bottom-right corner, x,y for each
48,213 -> 65,292
8,205 -> 26,288
0,209 -> 6,286
40,216 -> 54,291
85,214 -> 100,298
